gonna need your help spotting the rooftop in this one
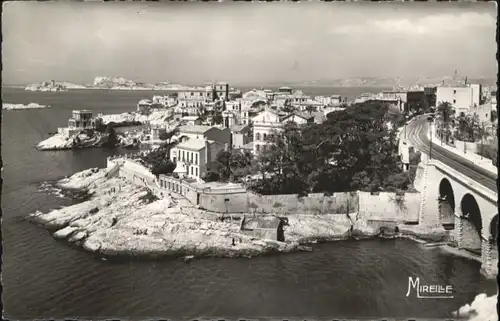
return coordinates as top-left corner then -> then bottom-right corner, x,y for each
230,124 -> 249,133
181,116 -> 200,121
179,124 -> 214,134
176,138 -> 210,151
138,99 -> 152,105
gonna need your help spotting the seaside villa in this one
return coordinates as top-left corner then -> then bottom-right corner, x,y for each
58,110 -> 103,137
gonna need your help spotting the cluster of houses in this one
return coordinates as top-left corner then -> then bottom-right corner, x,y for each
131,82 -> 351,182
354,79 -> 497,128
61,79 -> 496,183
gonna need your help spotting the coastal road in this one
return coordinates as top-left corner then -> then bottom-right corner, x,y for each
405,116 -> 498,193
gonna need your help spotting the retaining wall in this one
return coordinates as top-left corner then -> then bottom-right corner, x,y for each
358,191 -> 420,223
107,157 -> 422,221
247,191 -> 358,215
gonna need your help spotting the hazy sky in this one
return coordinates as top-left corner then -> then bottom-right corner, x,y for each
2,1 -> 497,85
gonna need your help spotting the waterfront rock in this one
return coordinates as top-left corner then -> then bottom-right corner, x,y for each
453,292 -> 498,321
36,131 -> 108,151
53,226 -> 78,239
397,225 -> 448,242
100,109 -> 174,126
285,214 -> 353,243
31,169 -> 301,259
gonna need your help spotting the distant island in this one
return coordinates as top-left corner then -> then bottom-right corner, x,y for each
22,75 -> 497,92
25,81 -> 86,92
25,77 -> 202,92
3,102 -> 50,110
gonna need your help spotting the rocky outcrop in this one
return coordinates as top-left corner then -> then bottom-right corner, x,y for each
29,169 -> 301,259
88,76 -> 200,91
452,292 -> 498,321
36,131 -> 108,151
100,109 -> 173,126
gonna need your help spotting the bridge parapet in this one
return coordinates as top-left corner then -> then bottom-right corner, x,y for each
427,159 -> 497,204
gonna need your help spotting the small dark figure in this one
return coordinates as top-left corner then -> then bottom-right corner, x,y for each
111,217 -> 118,227
395,226 -> 400,234
232,238 -> 235,246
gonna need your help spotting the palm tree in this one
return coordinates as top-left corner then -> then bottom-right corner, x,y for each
436,102 -> 455,143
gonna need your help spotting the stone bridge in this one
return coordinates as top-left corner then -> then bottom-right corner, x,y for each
413,152 -> 498,277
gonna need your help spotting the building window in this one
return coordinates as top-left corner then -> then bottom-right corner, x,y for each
182,150 -> 185,161
453,90 -> 456,94
195,167 -> 198,177
453,99 -> 456,104
263,133 -> 267,141
190,167 -> 193,175
195,153 -> 198,165
173,157 -> 177,162
256,133 -> 261,141
256,145 -> 260,152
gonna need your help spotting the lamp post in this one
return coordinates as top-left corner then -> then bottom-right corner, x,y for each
428,118 -> 433,160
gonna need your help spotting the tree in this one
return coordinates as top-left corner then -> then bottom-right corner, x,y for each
103,124 -> 118,148
151,160 -> 176,177
436,102 -> 455,143
213,111 -> 223,125
491,110 -> 498,123
245,101 -> 414,195
159,128 -> 179,143
211,149 -> 254,182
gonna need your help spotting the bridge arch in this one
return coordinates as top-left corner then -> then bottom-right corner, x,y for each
438,178 -> 455,230
490,214 -> 498,242
460,193 -> 483,254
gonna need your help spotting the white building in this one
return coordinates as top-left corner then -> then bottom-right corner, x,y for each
170,138 -> 226,180
436,84 -> 482,115
251,109 -> 313,155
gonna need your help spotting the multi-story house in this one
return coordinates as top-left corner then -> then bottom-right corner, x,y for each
436,84 -> 482,116
178,124 -> 232,146
230,124 -> 252,149
68,110 -> 96,130
59,110 -> 102,137
251,109 -> 313,155
137,99 -> 153,114
170,138 -> 227,180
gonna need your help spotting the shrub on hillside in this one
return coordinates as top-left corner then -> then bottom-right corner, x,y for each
477,144 -> 498,167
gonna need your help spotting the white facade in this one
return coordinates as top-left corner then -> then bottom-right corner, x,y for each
252,109 -> 283,155
436,85 -> 481,115
170,140 -> 206,180
226,100 -> 242,112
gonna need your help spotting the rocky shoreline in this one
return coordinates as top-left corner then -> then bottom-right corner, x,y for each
28,167 -> 462,262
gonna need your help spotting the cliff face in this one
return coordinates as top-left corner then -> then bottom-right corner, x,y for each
92,76 -> 139,88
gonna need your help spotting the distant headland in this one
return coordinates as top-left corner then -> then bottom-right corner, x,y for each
14,75 -> 497,92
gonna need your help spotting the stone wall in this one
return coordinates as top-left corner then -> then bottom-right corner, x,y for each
247,191 -> 358,215
454,140 -> 479,154
199,191 -> 249,213
358,191 -> 420,223
108,157 -> 422,221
